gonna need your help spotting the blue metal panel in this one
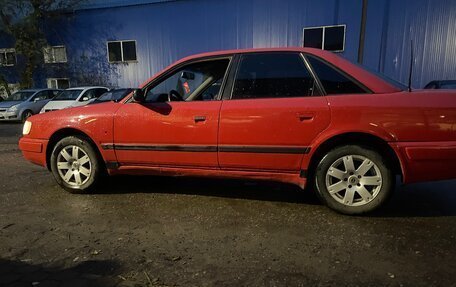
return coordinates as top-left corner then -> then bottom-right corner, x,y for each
79,0 -> 177,10
364,0 -> 456,88
6,0 -> 455,90
38,0 -> 362,88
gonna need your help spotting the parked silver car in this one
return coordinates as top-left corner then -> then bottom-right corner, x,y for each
0,89 -> 61,122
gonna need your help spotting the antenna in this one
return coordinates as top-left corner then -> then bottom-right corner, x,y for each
408,40 -> 414,92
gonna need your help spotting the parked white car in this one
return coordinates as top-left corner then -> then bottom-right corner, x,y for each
40,87 -> 108,113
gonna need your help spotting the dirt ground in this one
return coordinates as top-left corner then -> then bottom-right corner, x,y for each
1,122 -> 456,287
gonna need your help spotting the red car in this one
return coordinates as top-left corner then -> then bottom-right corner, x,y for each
19,48 -> 456,214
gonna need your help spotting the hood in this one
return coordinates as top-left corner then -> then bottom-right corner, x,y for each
42,100 -> 75,111
0,101 -> 23,109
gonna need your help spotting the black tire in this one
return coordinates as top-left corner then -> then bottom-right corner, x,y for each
314,145 -> 394,215
50,136 -> 104,194
22,110 -> 33,123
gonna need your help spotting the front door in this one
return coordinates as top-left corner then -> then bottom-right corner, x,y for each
218,52 -> 331,172
113,57 -> 231,168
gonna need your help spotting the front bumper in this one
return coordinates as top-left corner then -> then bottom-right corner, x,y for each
391,141 -> 456,184
0,111 -> 18,121
19,137 -> 49,167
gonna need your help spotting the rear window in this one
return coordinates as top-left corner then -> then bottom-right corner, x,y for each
306,55 -> 367,95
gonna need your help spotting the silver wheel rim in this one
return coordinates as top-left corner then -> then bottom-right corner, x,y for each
57,145 -> 92,186
325,155 -> 382,207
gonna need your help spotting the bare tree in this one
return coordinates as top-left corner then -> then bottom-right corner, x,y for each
0,0 -> 85,90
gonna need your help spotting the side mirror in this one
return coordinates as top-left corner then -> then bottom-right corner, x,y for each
132,89 -> 145,103
33,98 -> 39,102
82,97 -> 89,101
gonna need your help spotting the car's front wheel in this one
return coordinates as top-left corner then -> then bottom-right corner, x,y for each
50,136 -> 103,193
314,145 -> 394,215
22,110 -> 33,122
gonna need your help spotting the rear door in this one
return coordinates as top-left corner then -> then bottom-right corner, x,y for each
218,52 -> 331,172
28,91 -> 51,114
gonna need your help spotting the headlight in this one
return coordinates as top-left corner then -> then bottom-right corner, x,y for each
7,104 -> 19,112
23,121 -> 32,135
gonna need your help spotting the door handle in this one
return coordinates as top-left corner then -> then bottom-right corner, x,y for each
297,113 -> 314,122
194,116 -> 206,122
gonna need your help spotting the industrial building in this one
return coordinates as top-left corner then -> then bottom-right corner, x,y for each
1,0 -> 455,92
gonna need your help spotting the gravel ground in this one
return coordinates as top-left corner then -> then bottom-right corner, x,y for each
0,122 -> 456,287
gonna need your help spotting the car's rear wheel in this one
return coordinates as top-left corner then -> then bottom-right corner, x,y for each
50,136 -> 102,193
314,145 -> 394,215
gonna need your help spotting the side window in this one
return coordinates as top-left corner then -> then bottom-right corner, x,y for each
306,56 -> 366,95
82,89 -> 106,100
94,88 -> 108,98
32,91 -> 48,101
48,90 -> 58,98
199,78 -> 223,101
80,90 -> 96,101
145,59 -> 230,103
232,53 -> 316,100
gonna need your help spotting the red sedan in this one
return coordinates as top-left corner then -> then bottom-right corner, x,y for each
19,48 -> 456,214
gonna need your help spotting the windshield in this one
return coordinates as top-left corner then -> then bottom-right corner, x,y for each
53,90 -> 83,101
96,89 -> 133,102
5,91 -> 34,101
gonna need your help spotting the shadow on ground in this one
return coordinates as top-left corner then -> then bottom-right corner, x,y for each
94,174 -> 456,218
371,179 -> 456,218
96,175 -> 322,206
0,258 -> 121,286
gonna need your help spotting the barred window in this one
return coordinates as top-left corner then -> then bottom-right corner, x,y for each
47,78 -> 70,89
43,46 -> 67,63
0,49 -> 16,66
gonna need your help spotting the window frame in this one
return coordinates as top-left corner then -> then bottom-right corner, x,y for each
302,24 -> 346,53
138,55 -> 234,103
107,40 -> 138,63
227,52 -> 324,101
43,45 -> 67,64
80,88 -> 106,101
303,53 -> 372,95
47,78 -> 70,89
0,48 -> 17,67
31,91 -> 50,102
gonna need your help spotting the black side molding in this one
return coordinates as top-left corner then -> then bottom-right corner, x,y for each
219,146 -> 311,154
102,144 -> 311,155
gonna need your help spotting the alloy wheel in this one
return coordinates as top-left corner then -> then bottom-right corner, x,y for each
56,145 -> 92,186
325,155 -> 382,207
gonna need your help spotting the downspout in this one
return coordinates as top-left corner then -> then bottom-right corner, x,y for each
357,0 -> 368,64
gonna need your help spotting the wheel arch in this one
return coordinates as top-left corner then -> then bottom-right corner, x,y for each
46,128 -> 105,171
307,132 -> 403,182
20,109 -> 33,120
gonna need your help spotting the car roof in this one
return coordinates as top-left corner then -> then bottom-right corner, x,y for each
17,88 -> 59,93
66,86 -> 109,91
138,47 -> 402,94
175,47 -> 318,62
